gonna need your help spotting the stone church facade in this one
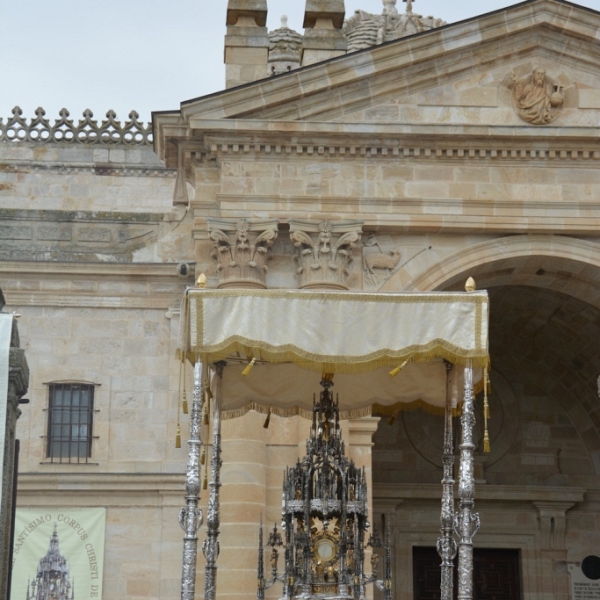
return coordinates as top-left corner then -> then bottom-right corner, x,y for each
2,0 -> 600,599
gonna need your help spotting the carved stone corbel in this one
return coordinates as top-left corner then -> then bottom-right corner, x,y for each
534,502 -> 574,550
289,220 -> 363,290
207,218 -> 278,289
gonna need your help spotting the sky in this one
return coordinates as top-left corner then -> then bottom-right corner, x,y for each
0,0 -> 598,124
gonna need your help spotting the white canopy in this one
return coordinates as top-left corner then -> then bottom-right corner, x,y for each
179,289 -> 489,418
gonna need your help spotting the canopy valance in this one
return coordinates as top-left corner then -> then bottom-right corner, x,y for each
178,288 -> 489,416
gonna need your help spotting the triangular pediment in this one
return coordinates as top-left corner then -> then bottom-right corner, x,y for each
154,0 -> 600,160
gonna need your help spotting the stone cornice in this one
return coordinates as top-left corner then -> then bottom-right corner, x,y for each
16,473 -> 185,507
0,260 -> 184,279
216,194 -> 600,235
373,482 -> 586,504
0,262 -> 188,308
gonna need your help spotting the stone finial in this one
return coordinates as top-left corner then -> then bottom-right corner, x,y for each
303,0 -> 345,29
301,0 -> 347,66
226,0 -> 267,26
289,220 -> 363,290
268,16 -> 303,75
382,0 -> 398,15
225,0 -> 269,89
343,2 -> 445,51
208,218 -> 279,289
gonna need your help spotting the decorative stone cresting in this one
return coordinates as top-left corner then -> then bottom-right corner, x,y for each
0,106 -> 152,145
208,218 -> 279,289
289,220 -> 363,290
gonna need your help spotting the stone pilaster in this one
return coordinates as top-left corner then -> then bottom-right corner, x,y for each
225,0 -> 269,89
208,218 -> 278,289
0,290 -> 29,600
301,0 -> 347,66
289,219 -> 363,290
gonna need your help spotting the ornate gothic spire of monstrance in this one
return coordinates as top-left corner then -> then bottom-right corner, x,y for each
257,377 -> 392,600
26,525 -> 74,600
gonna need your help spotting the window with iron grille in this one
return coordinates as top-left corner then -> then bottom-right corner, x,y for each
46,383 -> 94,463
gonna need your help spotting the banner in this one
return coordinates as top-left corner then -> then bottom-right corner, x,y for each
0,313 -> 13,510
11,508 -> 106,600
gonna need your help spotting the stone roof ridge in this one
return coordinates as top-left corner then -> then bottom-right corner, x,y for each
0,105 -> 153,145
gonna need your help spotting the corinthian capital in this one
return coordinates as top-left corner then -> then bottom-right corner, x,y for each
207,218 -> 279,289
289,220 -> 363,290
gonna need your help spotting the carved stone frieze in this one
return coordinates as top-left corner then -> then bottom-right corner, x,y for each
289,220 -> 363,290
207,218 -> 278,289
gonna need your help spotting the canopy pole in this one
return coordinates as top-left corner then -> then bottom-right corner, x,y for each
204,361 -> 225,600
180,360 -> 205,600
455,364 -> 480,600
438,361 -> 457,600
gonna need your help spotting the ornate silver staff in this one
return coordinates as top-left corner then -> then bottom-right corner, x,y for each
180,360 -> 204,600
437,361 -> 457,600
454,364 -> 480,600
203,361 -> 225,600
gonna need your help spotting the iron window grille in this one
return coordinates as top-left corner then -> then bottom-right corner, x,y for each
46,383 -> 94,463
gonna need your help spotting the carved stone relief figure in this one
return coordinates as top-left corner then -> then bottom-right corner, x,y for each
510,68 -> 564,124
362,234 -> 402,288
207,218 -> 278,289
289,220 -> 363,290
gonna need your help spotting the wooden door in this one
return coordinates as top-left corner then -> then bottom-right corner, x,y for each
413,546 -> 521,600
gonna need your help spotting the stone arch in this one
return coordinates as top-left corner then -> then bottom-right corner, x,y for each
374,233 -> 600,486
395,235 -> 600,304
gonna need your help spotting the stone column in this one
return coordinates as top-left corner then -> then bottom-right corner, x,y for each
225,0 -> 269,89
301,0 -> 347,66
348,416 -> 380,600
0,290 -> 29,600
219,410 -> 269,600
289,219 -> 363,290
208,218 -> 279,289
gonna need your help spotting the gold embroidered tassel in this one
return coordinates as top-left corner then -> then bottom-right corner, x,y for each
182,391 -> 188,415
483,430 -> 490,454
263,407 -> 271,429
242,357 -> 256,377
203,399 -> 210,425
389,359 -> 409,377
483,368 -> 491,453
175,423 -> 181,448
200,444 -> 206,465
203,472 -> 208,490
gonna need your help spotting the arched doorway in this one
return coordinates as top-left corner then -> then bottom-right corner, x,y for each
373,236 -> 600,599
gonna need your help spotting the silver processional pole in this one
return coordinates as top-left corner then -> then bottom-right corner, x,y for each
437,361 -> 457,600
180,360 -> 205,600
455,363 -> 480,600
204,361 -> 224,600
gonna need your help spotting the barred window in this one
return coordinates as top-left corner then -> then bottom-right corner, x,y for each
46,383 -> 94,463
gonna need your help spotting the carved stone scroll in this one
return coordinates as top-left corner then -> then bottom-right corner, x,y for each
207,218 -> 278,289
289,220 -> 363,290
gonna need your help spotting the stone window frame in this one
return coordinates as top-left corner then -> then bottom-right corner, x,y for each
42,381 -> 100,464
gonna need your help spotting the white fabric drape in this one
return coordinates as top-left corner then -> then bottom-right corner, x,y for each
182,289 -> 488,372
178,289 -> 489,415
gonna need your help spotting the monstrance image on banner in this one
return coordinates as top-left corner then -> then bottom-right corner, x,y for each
10,508 -> 106,600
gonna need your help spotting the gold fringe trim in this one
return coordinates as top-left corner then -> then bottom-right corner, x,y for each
221,403 -> 373,421
373,400 -> 461,418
